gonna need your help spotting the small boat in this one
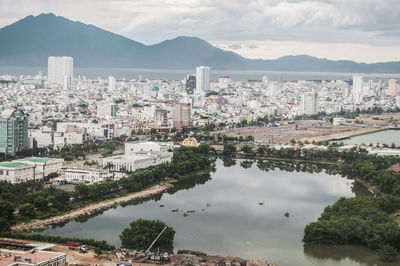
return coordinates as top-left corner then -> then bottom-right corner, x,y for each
258,202 -> 264,206
206,202 -> 211,207
201,208 -> 205,211
172,209 -> 178,212
187,210 -> 196,213
183,210 -> 188,217
284,212 -> 289,217
160,204 -> 164,207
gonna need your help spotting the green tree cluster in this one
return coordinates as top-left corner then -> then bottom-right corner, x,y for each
120,219 -> 175,252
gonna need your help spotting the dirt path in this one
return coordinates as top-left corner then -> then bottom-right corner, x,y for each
12,183 -> 171,231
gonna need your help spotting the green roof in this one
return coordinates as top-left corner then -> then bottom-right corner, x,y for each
0,162 -> 29,168
152,86 -> 160,91
21,157 -> 55,163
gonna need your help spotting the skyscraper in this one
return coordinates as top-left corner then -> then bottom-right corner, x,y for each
196,66 -> 210,93
48,56 -> 73,86
387,79 -> 399,97
185,74 -> 196,94
301,91 -> 318,115
0,109 -> 28,156
352,75 -> 364,104
173,103 -> 191,130
108,76 -> 116,92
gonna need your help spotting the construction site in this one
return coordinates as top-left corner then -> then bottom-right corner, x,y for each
217,120 -> 382,144
0,238 -> 276,266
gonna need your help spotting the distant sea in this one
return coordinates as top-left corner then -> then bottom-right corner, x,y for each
1,66 -> 400,81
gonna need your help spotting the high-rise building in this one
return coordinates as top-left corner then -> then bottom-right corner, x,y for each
301,91 -> 318,115
108,76 -> 116,92
185,74 -> 196,94
0,109 -> 28,156
173,103 -> 191,130
196,66 -> 210,93
48,56 -> 73,86
97,102 -> 117,117
155,108 -> 169,134
387,79 -> 399,97
262,76 -> 269,83
218,76 -> 230,90
352,75 -> 364,104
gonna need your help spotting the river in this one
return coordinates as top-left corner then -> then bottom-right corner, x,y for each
334,129 -> 400,146
41,159 -> 394,266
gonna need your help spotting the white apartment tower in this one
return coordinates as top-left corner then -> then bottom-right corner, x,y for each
387,79 -> 399,97
48,56 -> 73,86
352,75 -> 364,104
301,91 -> 318,115
108,76 -> 116,92
196,66 -> 210,92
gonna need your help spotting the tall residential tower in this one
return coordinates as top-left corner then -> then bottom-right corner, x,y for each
196,66 -> 210,93
48,56 -> 73,86
0,109 -> 28,156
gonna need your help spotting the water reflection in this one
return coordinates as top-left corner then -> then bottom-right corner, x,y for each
304,244 -> 400,266
41,159 -> 380,266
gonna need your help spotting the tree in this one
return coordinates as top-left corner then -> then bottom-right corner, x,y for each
34,196 -> 48,211
19,203 -> 35,218
119,219 -> 175,252
0,218 -> 10,233
378,244 -> 397,262
222,144 -> 236,156
241,145 -> 253,154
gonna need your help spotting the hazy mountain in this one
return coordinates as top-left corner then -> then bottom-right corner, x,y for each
0,13 -> 399,73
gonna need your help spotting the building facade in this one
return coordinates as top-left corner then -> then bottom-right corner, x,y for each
352,75 -> 364,104
173,103 -> 191,130
48,56 -> 73,86
196,66 -> 210,92
0,109 -> 28,156
301,91 -> 318,115
65,168 -> 110,183
97,102 -> 117,117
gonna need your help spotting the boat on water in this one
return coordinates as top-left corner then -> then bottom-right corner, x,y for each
160,204 -> 164,207
172,209 -> 178,212
206,202 -> 211,207
187,210 -> 195,213
258,202 -> 264,206
284,212 -> 289,217
183,210 -> 188,217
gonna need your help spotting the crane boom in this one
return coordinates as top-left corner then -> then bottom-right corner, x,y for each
145,226 -> 168,254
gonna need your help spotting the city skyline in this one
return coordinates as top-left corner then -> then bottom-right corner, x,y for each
1,0 -> 400,63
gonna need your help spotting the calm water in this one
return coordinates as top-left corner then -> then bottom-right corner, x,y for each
336,129 -> 400,146
41,159 -> 395,266
2,66 -> 400,81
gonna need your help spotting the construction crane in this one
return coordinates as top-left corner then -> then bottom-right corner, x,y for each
145,226 -> 168,256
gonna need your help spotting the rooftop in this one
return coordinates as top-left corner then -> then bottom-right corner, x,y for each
0,162 -> 29,168
20,157 -> 55,163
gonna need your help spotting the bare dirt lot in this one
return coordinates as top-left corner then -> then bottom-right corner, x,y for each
217,121 -> 382,144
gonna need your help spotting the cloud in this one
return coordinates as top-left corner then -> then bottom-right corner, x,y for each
228,44 -> 242,50
0,0 -> 399,61
247,44 -> 258,49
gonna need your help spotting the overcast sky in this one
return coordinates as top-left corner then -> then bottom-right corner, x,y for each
1,0 -> 400,63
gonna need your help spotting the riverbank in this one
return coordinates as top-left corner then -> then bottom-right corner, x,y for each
301,127 -> 384,143
12,183 -> 173,231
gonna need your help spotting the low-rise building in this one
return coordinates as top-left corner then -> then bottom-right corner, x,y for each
103,142 -> 173,175
0,162 -> 35,183
0,248 -> 66,266
181,137 -> 199,147
65,168 -> 111,183
17,157 -> 63,177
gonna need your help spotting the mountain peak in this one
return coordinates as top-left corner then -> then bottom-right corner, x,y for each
0,14 -> 399,72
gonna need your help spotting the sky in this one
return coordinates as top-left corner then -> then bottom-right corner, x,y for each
1,0 -> 400,63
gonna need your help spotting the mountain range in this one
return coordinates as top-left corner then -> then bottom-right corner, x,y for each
0,13 -> 399,73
